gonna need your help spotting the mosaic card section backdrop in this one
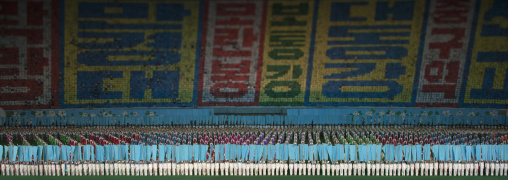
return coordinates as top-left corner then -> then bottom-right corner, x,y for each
0,0 -> 507,110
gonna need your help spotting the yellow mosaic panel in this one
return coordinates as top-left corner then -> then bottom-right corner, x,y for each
62,0 -> 200,107
260,0 -> 315,106
463,0 -> 508,106
307,0 -> 425,105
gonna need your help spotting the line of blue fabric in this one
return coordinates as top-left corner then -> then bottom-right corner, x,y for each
2,144 -> 507,162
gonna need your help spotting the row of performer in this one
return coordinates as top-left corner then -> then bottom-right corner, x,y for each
2,114 -> 506,127
0,160 -> 507,176
0,125 -> 507,177
1,143 -> 508,163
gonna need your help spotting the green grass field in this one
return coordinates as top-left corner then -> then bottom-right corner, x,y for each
0,176 -> 506,180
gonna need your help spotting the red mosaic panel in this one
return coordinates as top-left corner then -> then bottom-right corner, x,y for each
0,0 -> 59,109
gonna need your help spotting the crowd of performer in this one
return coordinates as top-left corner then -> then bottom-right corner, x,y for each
0,125 -> 507,176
